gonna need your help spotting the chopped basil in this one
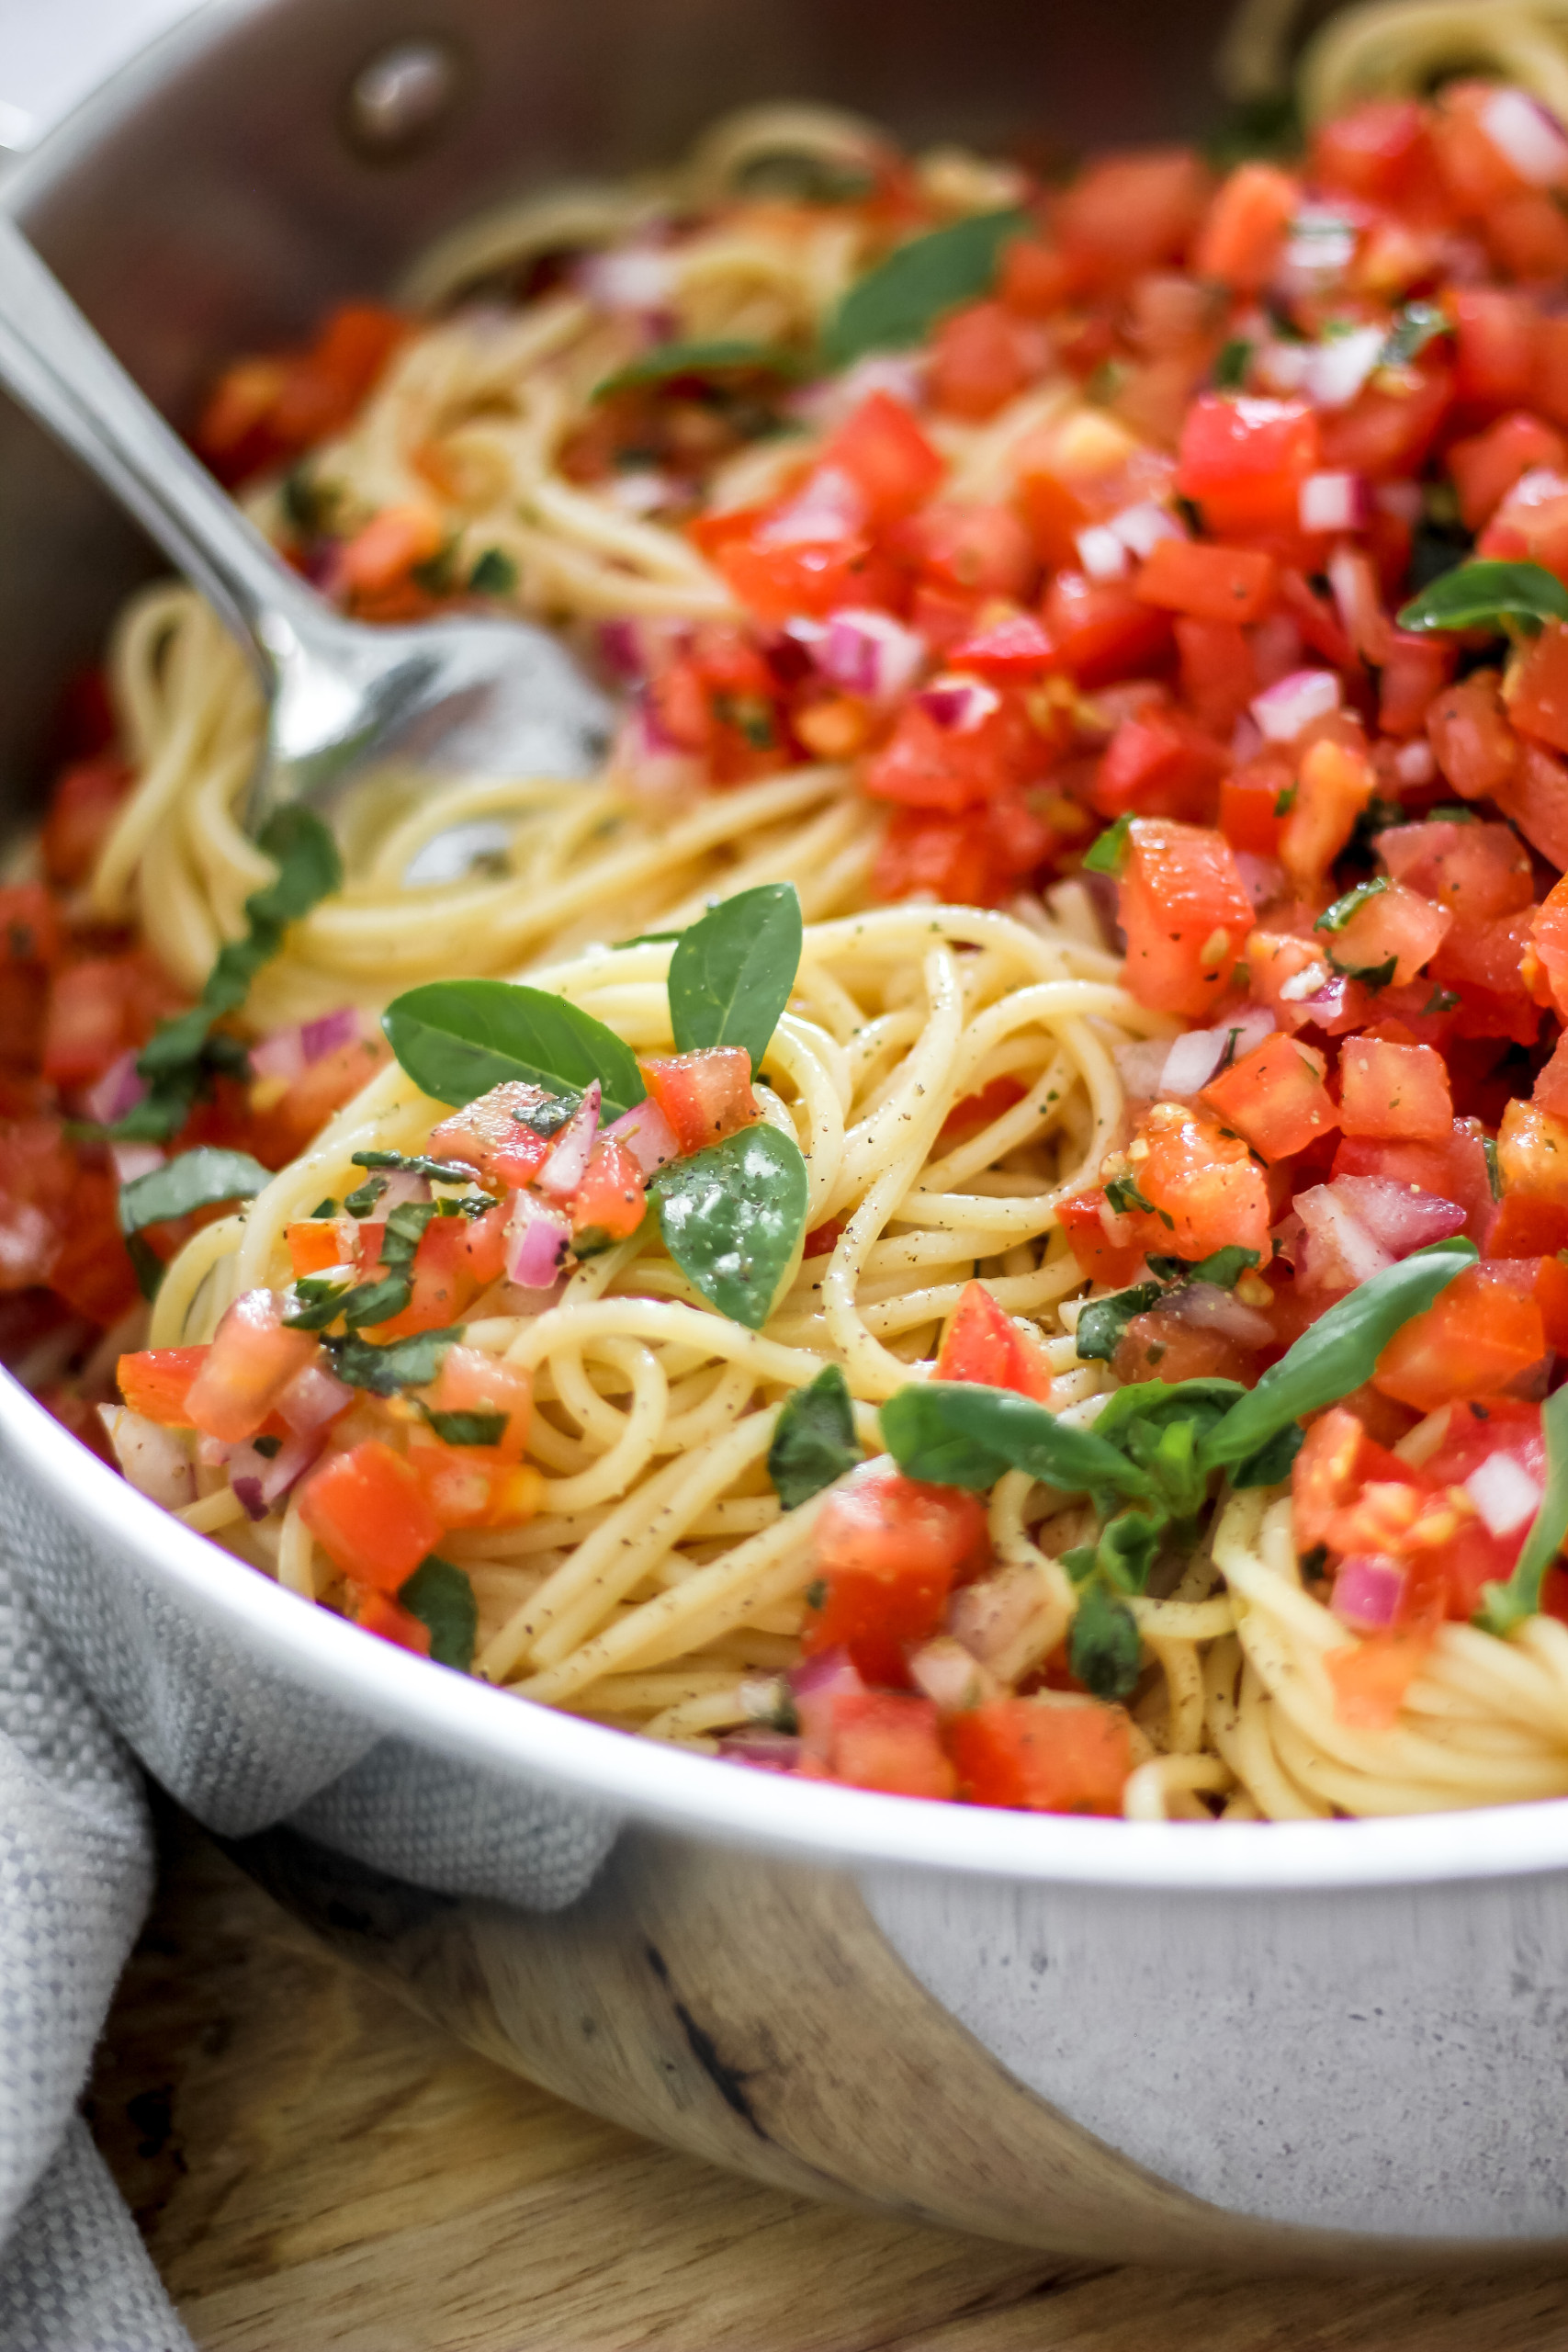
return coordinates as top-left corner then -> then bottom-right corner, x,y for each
1068,1577 -> 1144,1702
1074,1283 -> 1162,1363
1398,558 -> 1568,638
106,808 -> 342,1142
1145,1245 -> 1261,1291
651,1123 -> 808,1329
1380,300 -> 1450,368
398,1554 -> 478,1671
667,883 -> 803,1076
252,1433 -> 283,1460
327,1326 -> 466,1396
351,1148 -> 499,1183
1483,1134 -> 1503,1203
382,978 -> 645,1120
1082,814 -> 1132,876
468,547 -> 518,596
343,1175 -> 387,1217
117,1147 -> 273,1299
879,1382 -> 1156,1511
767,1363 -> 860,1508
822,208 -> 1029,367
593,339 -> 808,400
1315,876 -> 1389,933
1103,1170 -> 1156,1217
1423,986 -> 1461,1014
423,1408 -> 507,1447
1213,337 -> 1252,390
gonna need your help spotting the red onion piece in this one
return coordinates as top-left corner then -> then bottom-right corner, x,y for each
1113,1038 -> 1172,1100
505,1191 -> 573,1288
603,1099 -> 680,1177
1076,524 -> 1129,582
1303,325 -> 1383,410
252,1006 -> 362,1083
1298,469 -> 1371,534
258,1425 -> 328,1508
277,1357 -> 354,1436
1294,1183 -> 1394,1295
1235,852 -> 1286,910
1332,1555 -> 1407,1634
1167,1282 -> 1274,1347
84,1049 -> 148,1126
575,245 -> 673,313
97,1406 -> 195,1509
757,465 -> 866,548
1109,500 -> 1183,558
110,1143 -> 164,1186
231,1474 -> 268,1522
1330,1176 -> 1466,1258
1393,739 -> 1436,786
916,673 -> 1001,733
1464,1452 -> 1543,1540
792,355 -> 925,429
1327,546 -> 1392,664
718,1729 -> 804,1772
1158,1027 -> 1230,1100
817,607 -> 925,703
790,1646 -> 864,1759
1250,667 -> 1341,742
538,1081 -> 601,1197
1481,87 -> 1568,187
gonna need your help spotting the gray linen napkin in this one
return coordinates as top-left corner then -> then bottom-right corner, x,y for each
0,1544 -> 191,2351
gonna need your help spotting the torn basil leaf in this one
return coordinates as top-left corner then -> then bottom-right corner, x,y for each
1068,1579 -> 1143,1702
1315,876 -> 1388,933
351,1148 -> 495,1185
327,1326 -> 466,1396
593,339 -> 809,400
1397,558 -> 1568,637
879,1382 -> 1156,1511
1082,813 -> 1132,876
668,883 -> 803,1076
423,1408 -> 507,1447
822,208 -> 1029,367
383,978 -> 644,1119
652,1123 -> 808,1329
1074,1283 -> 1162,1363
768,1363 -> 860,1508
398,1554 -> 478,1671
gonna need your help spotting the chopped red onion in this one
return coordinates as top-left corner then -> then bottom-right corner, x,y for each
1158,1027 -> 1230,1100
505,1191 -> 574,1289
792,355 -> 926,428
1251,667 -> 1342,742
372,1170 -> 431,1214
84,1049 -> 148,1126
1298,469 -> 1371,534
575,246 -> 673,312
917,673 -> 1001,733
1113,1038 -> 1172,1099
1076,524 -> 1129,582
1230,714 -> 1265,765
790,1645 -> 864,1758
598,618 -> 644,679
1331,1175 -> 1466,1258
1464,1452 -> 1543,1540
231,1473 -> 267,1522
603,1099 -> 680,1176
1481,87 -> 1568,187
1506,464 -> 1568,512
1167,1282 -> 1274,1347
110,1143 -> 164,1186
1235,852 -> 1286,910
1110,500 -> 1183,559
1375,481 -> 1423,524
718,1729 -> 805,1773
606,470 -> 673,517
251,1006 -> 362,1083
1328,546 -> 1392,663
258,1425 -> 328,1508
1247,612 -> 1305,689
1303,325 -> 1384,410
908,1636 -> 987,1712
538,1081 -> 601,1197
1294,1182 -> 1394,1294
818,608 -> 926,703
757,465 -> 866,547
1332,1555 -> 1407,1634
609,703 -> 706,802
1394,739 -> 1436,786
97,1406 -> 195,1509
277,1357 -> 354,1435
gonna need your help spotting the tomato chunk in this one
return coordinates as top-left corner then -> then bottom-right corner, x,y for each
825,1691 -> 958,1798
802,1470 -> 987,1686
184,1288 -> 317,1444
1177,394 -> 1319,533
1373,1262 -> 1546,1411
1339,1035 -> 1453,1143
569,1136 -> 648,1249
118,1346 -> 209,1427
638,1047 -> 759,1155
1117,817 -> 1253,1017
818,390 -> 944,525
945,1696 -> 1133,1814
1134,537 -> 1277,624
428,1081 -> 560,1189
299,1440 -> 444,1590
1506,619 -> 1568,756
934,1280 -> 1053,1402
1201,1034 -> 1337,1163
1110,1102 -> 1272,1261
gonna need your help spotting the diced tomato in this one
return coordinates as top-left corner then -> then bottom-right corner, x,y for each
1113,1304 -> 1256,1387
1427,672 -> 1518,799
639,1047 -> 759,1155
824,1691 -> 957,1798
934,1279 -> 1054,1402
1111,1101 -> 1273,1261
1040,571 -> 1174,687
299,1439 -> 443,1590
1179,617 -> 1260,738
802,1469 -> 987,1686
999,236 -> 1077,317
1279,736 -> 1375,886
1055,149 -> 1211,287
1495,739 -> 1568,869
900,502 -> 1036,601
1217,756 -> 1289,854
569,1136 -> 647,1248
427,1082 -> 563,1189
248,1033 -> 391,1168
1382,820 -> 1533,921
872,792 -> 1055,907
40,961 -> 131,1086
1373,1261 -> 1546,1411
1332,1121 -> 1497,1245
1134,536 -> 1277,625
1056,1186 -> 1148,1286
863,686 -> 1047,814
1201,1033 -> 1337,1162
804,1219 -> 844,1259
1313,97 -> 1433,203
0,888 -> 61,978
709,514 -> 896,626
1091,707 -> 1229,823
51,1166 -> 141,1327
944,1695 -> 1133,1813
406,1430 -> 542,1531
424,1343 -> 532,1460
1117,816 -> 1253,1017
1485,1194 -> 1568,1259
338,502 -> 445,599
1450,286 -> 1542,413
1506,619 -> 1568,756
1536,1035 -> 1568,1119
1292,1407 -> 1428,1554
818,390 -> 944,525
1317,364 -> 1452,481
928,301 -> 1041,420
1498,1097 -> 1568,1202
197,303 -> 407,486
1532,871 -> 1568,1019
946,610 -> 1055,679
1193,161 -> 1298,290
118,1346 -> 209,1426
363,1209 -> 490,1342
1379,630 -> 1455,739
1339,1035 -> 1453,1142
184,1287 -> 318,1443
349,1587 -> 433,1657
1326,1632 -> 1437,1731
1449,413 -> 1568,529
1177,394 -> 1319,533
287,1219 -> 351,1277
1329,878 -> 1452,987
936,1076 -> 1029,1148
41,756 -> 131,890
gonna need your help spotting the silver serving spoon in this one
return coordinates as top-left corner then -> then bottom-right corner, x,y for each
0,216 -> 612,842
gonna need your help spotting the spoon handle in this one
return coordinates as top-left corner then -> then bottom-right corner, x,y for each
0,214 -> 317,676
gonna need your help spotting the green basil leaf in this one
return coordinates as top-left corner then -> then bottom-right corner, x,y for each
1483,1135 -> 1503,1203
878,1382 -> 1156,1509
594,338 -> 808,399
108,808 -> 343,1142
1477,1385 -> 1568,1634
667,882 -> 803,1074
343,1176 -> 387,1217
118,1148 -> 271,1237
327,1326 -> 466,1396
1380,300 -> 1450,368
1144,1246 -> 1260,1291
1103,1170 -> 1157,1217
767,1363 -> 859,1509
1202,1238 -> 1477,1470
468,547 -> 518,596
398,1554 -> 478,1671
1329,953 -> 1397,992
1397,559 -> 1568,637
1074,1283 -> 1162,1363
379,1198 -> 440,1271
1068,1580 -> 1143,1701
1095,1509 -> 1165,1595
1230,1420 -> 1305,1489
1315,876 -> 1389,933
340,1272 -> 413,1329
351,1148 -> 495,1185
1082,813 -> 1132,876
1213,336 -> 1252,390
821,208 -> 1029,367
281,1275 -> 354,1332
382,979 -> 645,1119
423,1408 -> 507,1447
651,1123 -> 808,1329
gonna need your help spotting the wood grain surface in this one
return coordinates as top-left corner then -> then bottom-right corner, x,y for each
87,1807 -> 1568,2352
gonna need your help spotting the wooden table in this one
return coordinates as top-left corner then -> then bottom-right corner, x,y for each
87,1809 -> 1568,2352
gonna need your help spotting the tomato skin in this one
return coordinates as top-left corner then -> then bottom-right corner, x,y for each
1506,619 -> 1568,756
928,300 -> 1041,420
1057,1187 -> 1148,1286
862,688 -> 1047,815
299,1439 -> 443,1591
899,502 -> 1036,602
1382,819 -> 1533,922
1450,287 -> 1541,413
1313,97 -> 1432,201
1373,1262 -> 1547,1411
184,1288 -> 317,1444
1179,617 -> 1260,738
1495,740 -> 1568,870
118,1347 -> 209,1426
428,1081 -> 557,1190
1497,1098 -> 1568,1203
1091,708 -> 1229,823
818,390 -> 944,525
569,1136 -> 648,1247
944,1696 -> 1133,1814
1176,394 -> 1319,533
1339,1035 -> 1453,1143
1117,816 -> 1253,1017
802,1470 -> 988,1686
1330,879 -> 1452,988
946,609 -> 1055,680
1201,1034 -> 1338,1163
287,1219 -> 350,1277
1317,365 -> 1452,481
1114,1101 -> 1273,1261
1485,1193 -> 1568,1259
1040,571 -> 1174,687
1193,161 -> 1297,290
639,1047 -> 759,1155
1280,737 -> 1375,887
1135,536 -> 1277,625
40,961 -> 132,1087
934,1280 -> 1053,1402
825,1691 -> 957,1798
1449,412 -> 1568,529
1218,757 -> 1289,854
1427,672 -> 1518,799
